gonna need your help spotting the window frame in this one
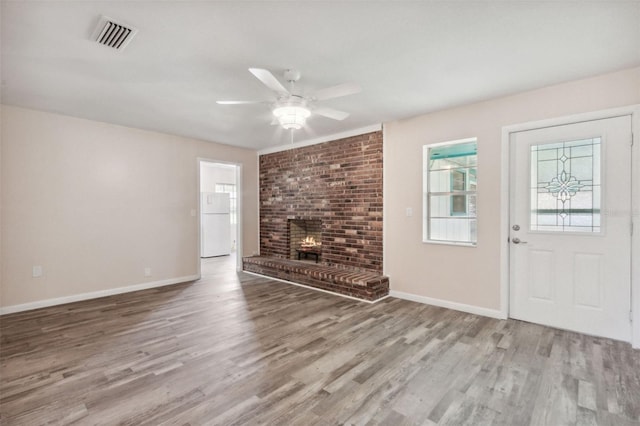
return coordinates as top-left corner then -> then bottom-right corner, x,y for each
450,169 -> 468,216
422,137 -> 478,247
215,183 -> 237,225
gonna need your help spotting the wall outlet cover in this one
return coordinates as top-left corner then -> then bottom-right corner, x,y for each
32,265 -> 43,278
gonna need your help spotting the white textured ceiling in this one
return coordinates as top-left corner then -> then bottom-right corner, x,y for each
2,1 -> 639,150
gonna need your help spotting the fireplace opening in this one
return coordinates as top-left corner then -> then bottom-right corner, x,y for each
288,219 -> 322,263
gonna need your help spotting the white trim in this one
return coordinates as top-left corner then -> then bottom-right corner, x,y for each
197,158 -> 203,278
632,108 -> 640,349
389,290 -> 506,320
254,153 -> 260,258
257,124 -> 382,155
382,123 -> 387,276
0,275 -> 199,315
242,270 -> 389,304
235,163 -> 243,272
422,240 -> 477,248
500,104 -> 640,348
500,125 -> 511,320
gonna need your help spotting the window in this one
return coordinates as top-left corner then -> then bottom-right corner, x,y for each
215,183 -> 237,224
423,138 -> 477,245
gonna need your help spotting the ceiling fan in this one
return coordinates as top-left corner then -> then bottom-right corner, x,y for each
216,68 -> 361,130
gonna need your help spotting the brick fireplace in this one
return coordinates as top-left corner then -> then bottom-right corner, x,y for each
289,219 -> 322,261
259,131 -> 383,272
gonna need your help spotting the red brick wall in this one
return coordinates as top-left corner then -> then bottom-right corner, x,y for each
259,131 -> 383,272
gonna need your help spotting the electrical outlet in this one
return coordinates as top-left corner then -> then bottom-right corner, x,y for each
406,207 -> 413,217
144,267 -> 152,277
32,265 -> 43,278
190,209 -> 196,217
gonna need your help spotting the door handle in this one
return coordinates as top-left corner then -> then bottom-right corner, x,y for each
512,237 -> 528,244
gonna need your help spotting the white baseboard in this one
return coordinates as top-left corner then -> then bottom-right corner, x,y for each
242,270 -> 390,304
389,290 -> 507,320
0,275 -> 200,315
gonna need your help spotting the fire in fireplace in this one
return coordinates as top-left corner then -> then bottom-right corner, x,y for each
300,236 -> 321,248
289,219 -> 322,262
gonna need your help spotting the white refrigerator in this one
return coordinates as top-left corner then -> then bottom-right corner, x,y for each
201,192 -> 231,257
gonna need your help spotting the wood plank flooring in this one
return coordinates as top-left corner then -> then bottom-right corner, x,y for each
1,255 -> 639,425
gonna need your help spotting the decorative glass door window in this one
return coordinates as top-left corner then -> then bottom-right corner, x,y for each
423,138 -> 477,245
530,137 -> 601,232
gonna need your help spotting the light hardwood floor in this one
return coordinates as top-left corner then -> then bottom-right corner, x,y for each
1,255 -> 639,425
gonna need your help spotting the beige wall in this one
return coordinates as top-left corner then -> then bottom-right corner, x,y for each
384,67 -> 640,312
3,67 -> 639,313
1,105 -> 258,309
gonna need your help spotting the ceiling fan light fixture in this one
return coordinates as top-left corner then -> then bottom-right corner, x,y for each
272,105 -> 310,130
218,68 -> 359,132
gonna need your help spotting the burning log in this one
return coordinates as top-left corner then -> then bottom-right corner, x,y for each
300,236 -> 321,248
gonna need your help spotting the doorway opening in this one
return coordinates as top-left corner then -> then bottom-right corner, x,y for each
199,160 -> 242,272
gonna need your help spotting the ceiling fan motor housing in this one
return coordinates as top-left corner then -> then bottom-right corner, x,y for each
275,94 -> 307,108
283,69 -> 301,82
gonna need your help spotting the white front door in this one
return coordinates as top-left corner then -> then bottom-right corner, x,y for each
509,115 -> 633,341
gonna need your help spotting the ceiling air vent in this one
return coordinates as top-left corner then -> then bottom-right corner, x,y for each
92,16 -> 137,50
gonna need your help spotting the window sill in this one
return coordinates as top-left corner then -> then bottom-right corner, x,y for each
422,240 -> 477,248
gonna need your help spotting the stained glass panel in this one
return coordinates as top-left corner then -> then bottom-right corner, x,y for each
530,138 -> 601,233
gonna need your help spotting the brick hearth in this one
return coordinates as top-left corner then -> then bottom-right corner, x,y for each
243,256 -> 389,301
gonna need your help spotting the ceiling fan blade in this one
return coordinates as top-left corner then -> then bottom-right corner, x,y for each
311,82 -> 361,101
216,100 -> 265,105
249,68 -> 290,94
314,107 -> 350,121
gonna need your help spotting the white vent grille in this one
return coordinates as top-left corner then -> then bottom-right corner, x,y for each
93,16 -> 137,50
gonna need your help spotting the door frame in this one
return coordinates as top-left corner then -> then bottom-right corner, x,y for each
500,105 -> 640,348
197,158 -> 244,275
